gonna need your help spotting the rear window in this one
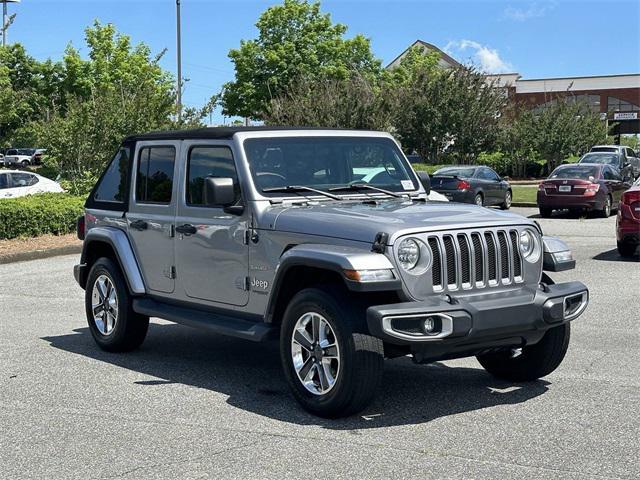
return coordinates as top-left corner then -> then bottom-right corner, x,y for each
434,167 -> 476,178
550,166 -> 600,180
94,148 -> 130,203
136,146 -> 176,204
591,147 -> 617,153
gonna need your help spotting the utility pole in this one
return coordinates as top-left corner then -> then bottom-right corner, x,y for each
176,0 -> 182,124
1,0 -> 20,47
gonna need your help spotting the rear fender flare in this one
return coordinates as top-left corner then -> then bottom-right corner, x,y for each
80,227 -> 145,295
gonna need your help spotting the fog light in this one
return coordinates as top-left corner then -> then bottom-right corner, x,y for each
422,316 -> 441,335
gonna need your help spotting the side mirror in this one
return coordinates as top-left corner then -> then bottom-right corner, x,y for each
204,177 -> 236,207
416,171 -> 431,195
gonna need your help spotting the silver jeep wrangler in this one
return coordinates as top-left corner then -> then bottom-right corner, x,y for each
74,127 -> 589,417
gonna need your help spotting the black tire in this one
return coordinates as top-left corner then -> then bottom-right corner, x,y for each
597,195 -> 612,218
539,207 -> 552,218
500,190 -> 512,210
476,323 -> 570,382
85,257 -> 149,352
279,286 -> 384,418
20,160 -> 29,168
474,192 -> 484,207
617,241 -> 639,258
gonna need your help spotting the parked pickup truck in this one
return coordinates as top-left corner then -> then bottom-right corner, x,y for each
73,127 -> 589,417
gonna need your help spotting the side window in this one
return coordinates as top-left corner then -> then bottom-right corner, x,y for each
611,168 -> 622,181
186,146 -> 239,206
0,174 -> 9,189
626,148 -> 636,159
486,169 -> 500,181
94,148 -> 130,203
603,167 -> 614,180
136,146 -> 176,204
11,173 -> 38,187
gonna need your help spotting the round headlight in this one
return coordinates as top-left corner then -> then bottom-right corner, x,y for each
397,238 -> 420,271
519,229 -> 541,263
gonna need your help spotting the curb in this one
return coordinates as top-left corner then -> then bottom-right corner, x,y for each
0,244 -> 82,265
512,202 -> 537,208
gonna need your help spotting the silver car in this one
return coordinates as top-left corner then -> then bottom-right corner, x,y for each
73,128 -> 589,417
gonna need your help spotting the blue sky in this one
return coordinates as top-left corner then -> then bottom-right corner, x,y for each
8,0 -> 640,123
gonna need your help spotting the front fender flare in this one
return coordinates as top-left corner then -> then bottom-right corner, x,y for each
264,243 -> 402,322
79,227 -> 146,295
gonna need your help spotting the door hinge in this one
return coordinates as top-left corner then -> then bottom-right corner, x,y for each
164,266 -> 176,279
234,276 -> 250,291
169,224 -> 175,238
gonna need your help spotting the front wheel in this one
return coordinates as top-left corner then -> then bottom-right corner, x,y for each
476,323 -> 570,381
280,287 -> 384,418
20,160 -> 29,168
85,257 -> 149,352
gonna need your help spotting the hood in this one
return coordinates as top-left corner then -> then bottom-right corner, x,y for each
260,199 -> 536,244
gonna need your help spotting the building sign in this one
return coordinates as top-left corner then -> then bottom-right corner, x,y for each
613,112 -> 638,121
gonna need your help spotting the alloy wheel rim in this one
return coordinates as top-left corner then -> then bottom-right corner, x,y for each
290,312 -> 340,395
475,195 -> 483,206
605,198 -> 611,216
505,192 -> 512,207
91,274 -> 118,335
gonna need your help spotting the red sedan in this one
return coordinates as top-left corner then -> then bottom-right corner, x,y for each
616,177 -> 640,257
537,164 -> 630,218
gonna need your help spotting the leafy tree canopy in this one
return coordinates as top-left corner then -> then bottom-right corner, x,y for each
222,0 -> 381,119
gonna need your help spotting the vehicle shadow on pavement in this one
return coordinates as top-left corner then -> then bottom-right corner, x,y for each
527,211 -> 592,220
42,325 -> 550,429
593,248 -> 639,262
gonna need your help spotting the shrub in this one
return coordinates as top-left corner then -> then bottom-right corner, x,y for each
0,193 -> 85,240
411,163 -> 448,174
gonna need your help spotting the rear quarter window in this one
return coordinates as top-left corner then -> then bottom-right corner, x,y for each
94,148 -> 130,203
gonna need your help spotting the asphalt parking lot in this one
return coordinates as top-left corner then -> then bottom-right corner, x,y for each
1,207 -> 638,480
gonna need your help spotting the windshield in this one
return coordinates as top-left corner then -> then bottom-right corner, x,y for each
244,137 -> 418,196
579,153 -> 619,165
549,165 -> 600,180
433,167 -> 476,178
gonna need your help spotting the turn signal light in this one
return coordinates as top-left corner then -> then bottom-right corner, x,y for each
584,183 -> 600,196
621,190 -> 640,205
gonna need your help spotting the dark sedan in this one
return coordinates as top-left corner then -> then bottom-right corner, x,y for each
537,164 -> 631,218
578,151 -> 637,181
430,165 -> 512,208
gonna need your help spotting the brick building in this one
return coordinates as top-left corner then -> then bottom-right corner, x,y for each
390,40 -> 640,135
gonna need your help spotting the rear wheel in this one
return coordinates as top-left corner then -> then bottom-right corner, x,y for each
20,159 -> 29,168
477,323 -> 571,381
474,193 -> 484,207
85,257 -> 149,352
280,287 -> 384,418
500,190 -> 512,210
597,195 -> 612,218
539,207 -> 552,218
617,241 -> 639,258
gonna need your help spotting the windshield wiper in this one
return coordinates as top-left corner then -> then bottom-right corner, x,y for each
329,183 -> 406,198
262,185 -> 342,201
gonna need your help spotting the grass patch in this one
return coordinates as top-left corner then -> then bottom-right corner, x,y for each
511,186 -> 538,204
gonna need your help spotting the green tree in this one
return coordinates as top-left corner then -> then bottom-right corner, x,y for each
263,73 -> 394,130
221,0 -> 381,119
391,48 -> 507,163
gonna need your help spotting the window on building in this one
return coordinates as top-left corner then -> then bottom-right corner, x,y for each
608,96 -> 640,112
136,146 -> 176,204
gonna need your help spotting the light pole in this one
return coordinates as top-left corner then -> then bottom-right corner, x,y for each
176,0 -> 182,123
1,0 -> 20,47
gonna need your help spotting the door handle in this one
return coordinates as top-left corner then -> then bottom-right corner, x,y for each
176,224 -> 197,236
130,219 -> 148,231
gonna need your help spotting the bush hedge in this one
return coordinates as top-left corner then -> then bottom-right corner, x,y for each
0,193 -> 85,240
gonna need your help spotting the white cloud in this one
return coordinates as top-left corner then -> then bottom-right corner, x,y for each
444,40 -> 513,74
503,2 -> 554,22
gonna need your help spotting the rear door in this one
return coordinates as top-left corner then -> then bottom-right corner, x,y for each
174,141 -> 249,307
127,141 -> 180,294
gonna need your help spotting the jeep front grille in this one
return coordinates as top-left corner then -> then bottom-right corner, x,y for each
428,228 -> 524,292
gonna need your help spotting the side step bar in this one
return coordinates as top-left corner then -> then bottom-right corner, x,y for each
133,298 -> 274,342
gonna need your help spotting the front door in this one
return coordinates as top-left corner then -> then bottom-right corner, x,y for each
174,142 -> 249,306
127,141 -> 180,294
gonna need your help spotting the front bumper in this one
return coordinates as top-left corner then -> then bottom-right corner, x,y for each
367,281 -> 588,354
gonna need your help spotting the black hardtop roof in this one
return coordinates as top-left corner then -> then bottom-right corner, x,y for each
124,126 -> 367,142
